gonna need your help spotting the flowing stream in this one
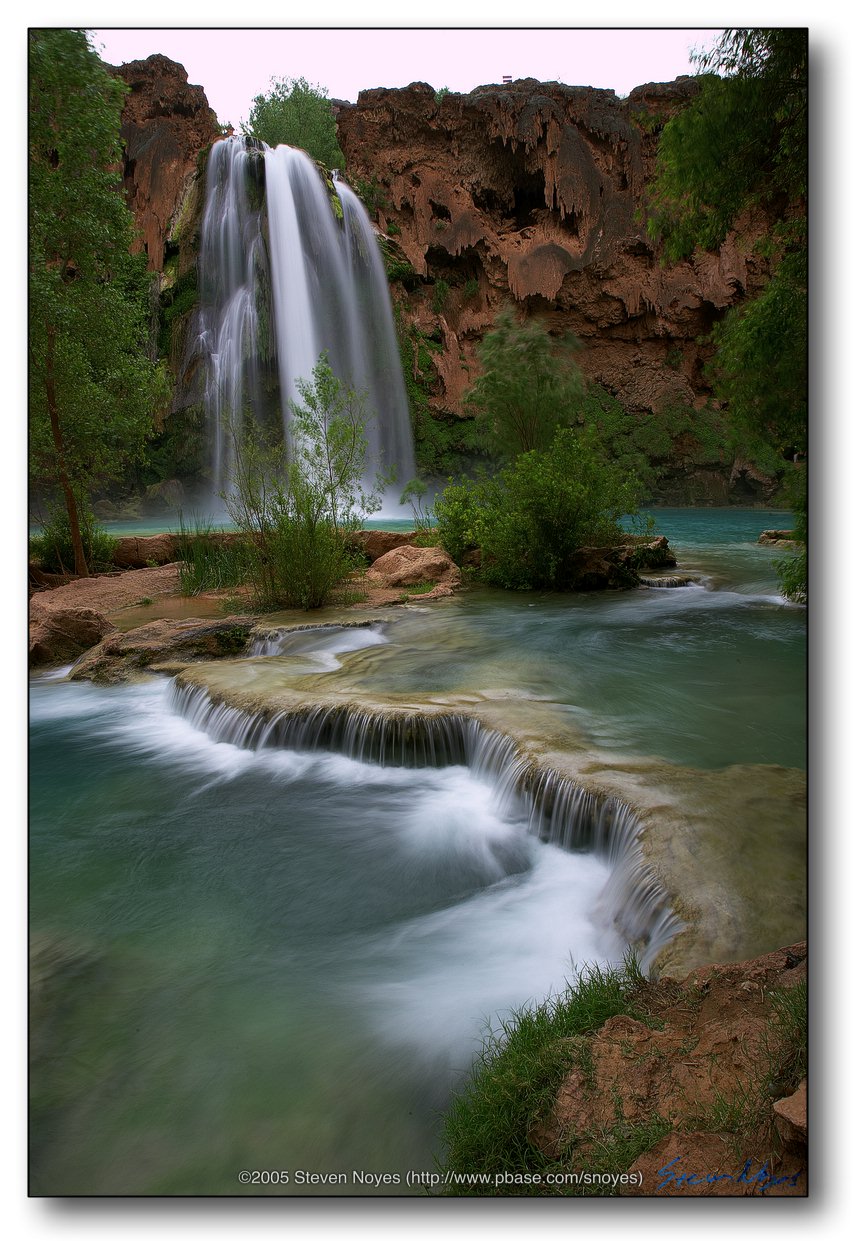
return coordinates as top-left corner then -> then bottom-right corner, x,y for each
29,509 -> 805,1195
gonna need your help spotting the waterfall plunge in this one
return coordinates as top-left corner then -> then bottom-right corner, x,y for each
193,136 -> 415,501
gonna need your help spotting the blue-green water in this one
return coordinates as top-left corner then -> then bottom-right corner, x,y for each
29,508 -> 804,1195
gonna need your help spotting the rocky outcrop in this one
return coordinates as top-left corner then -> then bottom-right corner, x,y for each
336,78 -> 776,502
533,942 -> 807,1196
110,54 -> 219,273
347,529 -> 427,563
337,79 -> 770,415
69,616 -> 254,684
107,59 -> 782,504
29,606 -> 116,668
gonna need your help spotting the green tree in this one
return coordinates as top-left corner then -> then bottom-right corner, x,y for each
646,29 -> 806,261
29,28 -> 169,575
242,76 -> 345,169
645,28 -> 807,600
465,306 -> 585,461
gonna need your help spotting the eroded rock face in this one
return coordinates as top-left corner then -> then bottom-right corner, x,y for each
110,54 -> 219,272
337,77 -> 773,467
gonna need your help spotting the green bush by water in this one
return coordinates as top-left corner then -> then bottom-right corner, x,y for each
224,354 -> 384,610
435,428 -> 640,590
29,504 -> 117,575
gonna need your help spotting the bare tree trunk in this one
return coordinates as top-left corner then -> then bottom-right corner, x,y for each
45,323 -> 89,577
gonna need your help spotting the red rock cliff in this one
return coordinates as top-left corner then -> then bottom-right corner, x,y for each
110,54 -> 220,272
336,78 -> 772,428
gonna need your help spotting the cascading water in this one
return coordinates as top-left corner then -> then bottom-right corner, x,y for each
168,679 -> 681,969
192,136 -> 415,502
194,138 -> 268,496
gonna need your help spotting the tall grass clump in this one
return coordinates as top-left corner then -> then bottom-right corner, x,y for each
437,957 -> 648,1192
175,517 -> 251,596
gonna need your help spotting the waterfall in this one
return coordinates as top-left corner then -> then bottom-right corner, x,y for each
195,137 -> 268,497
168,680 -> 682,969
193,136 -> 415,502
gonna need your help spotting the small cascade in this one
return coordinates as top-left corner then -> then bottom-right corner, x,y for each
168,681 -> 681,967
247,622 -> 388,662
192,136 -> 415,504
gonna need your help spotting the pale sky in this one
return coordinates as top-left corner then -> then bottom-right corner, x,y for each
89,26 -> 723,129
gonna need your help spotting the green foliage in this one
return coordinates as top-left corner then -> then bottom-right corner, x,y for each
351,175 -> 388,219
399,478 -> 434,536
465,306 -> 585,460
29,502 -> 117,575
139,403 -> 208,489
29,29 -> 171,574
385,220 -> 401,237
158,267 -> 199,359
381,241 -> 420,288
644,28 -> 807,462
644,28 -> 807,601
773,468 -> 807,603
432,278 -> 450,314
175,519 -> 252,596
645,30 -> 806,260
434,87 -> 450,103
242,76 -> 345,169
707,245 -> 807,459
576,385 -> 732,499
434,428 -> 640,590
462,278 -> 480,302
223,355 -> 384,609
438,958 -> 649,1192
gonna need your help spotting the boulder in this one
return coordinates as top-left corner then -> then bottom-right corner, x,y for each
112,534 -> 179,568
348,530 -> 427,563
29,607 -> 116,668
365,544 -> 462,589
758,530 -> 795,546
773,1080 -> 807,1150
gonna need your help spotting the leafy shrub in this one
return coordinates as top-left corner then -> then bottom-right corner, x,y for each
432,278 -> 450,314
224,354 -> 384,609
464,306 -> 585,460
29,503 -> 117,574
242,76 -> 344,169
435,428 -> 640,590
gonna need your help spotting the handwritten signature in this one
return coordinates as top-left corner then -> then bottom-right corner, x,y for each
656,1155 -> 802,1194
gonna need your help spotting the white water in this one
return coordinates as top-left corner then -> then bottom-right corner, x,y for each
193,137 -> 415,505
194,138 -> 267,495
